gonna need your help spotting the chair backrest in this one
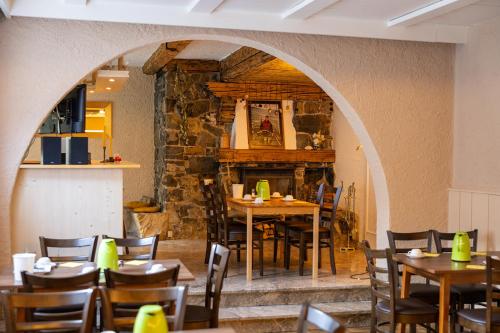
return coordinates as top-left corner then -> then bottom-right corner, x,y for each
486,255 -> 500,333
297,302 -> 343,333
39,236 -> 99,262
102,234 -> 159,260
433,229 -> 478,253
204,243 -> 231,327
362,240 -> 399,319
1,288 -> 96,333
100,286 -> 188,331
21,268 -> 100,292
201,181 -> 218,236
104,265 -> 179,289
210,183 -> 231,245
387,230 -> 434,254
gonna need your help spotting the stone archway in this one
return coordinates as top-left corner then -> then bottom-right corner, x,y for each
0,19 -> 416,261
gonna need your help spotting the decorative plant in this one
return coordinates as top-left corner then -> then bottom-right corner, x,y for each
312,130 -> 326,149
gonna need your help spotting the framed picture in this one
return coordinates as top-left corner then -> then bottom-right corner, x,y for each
247,101 -> 284,149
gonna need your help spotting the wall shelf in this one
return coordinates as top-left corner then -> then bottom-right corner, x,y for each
217,149 -> 335,163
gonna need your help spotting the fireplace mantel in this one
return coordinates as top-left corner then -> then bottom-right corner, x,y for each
217,149 -> 335,163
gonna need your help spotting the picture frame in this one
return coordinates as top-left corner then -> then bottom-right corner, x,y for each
247,101 -> 284,149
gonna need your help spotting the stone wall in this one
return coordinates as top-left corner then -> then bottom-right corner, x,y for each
154,66 -> 335,239
154,67 -> 223,239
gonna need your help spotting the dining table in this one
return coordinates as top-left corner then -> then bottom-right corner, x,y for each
227,197 -> 320,282
394,251 -> 500,333
0,258 -> 195,289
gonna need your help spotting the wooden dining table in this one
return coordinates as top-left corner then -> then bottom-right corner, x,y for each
0,259 -> 195,289
227,197 -> 320,282
394,251 -> 500,333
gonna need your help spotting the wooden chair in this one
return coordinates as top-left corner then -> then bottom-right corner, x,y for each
386,230 -> 444,305
100,286 -> 188,331
275,183 -> 326,268
102,234 -> 159,260
297,302 -> 343,333
39,236 -> 99,262
104,265 -> 180,288
362,240 -> 439,333
210,183 -> 265,276
286,183 -> 342,275
21,268 -> 100,321
1,288 -> 97,333
433,229 -> 487,306
200,181 -> 219,264
184,243 -> 231,329
457,255 -> 500,333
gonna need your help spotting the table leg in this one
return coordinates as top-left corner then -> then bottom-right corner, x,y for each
312,207 -> 319,279
438,275 -> 451,333
400,265 -> 411,333
246,207 -> 253,282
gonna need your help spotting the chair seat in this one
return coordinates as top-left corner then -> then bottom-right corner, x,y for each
228,223 -> 263,235
408,283 -> 442,305
288,224 -> 331,239
184,305 -> 212,324
458,309 -> 500,325
452,284 -> 486,304
377,298 -> 439,316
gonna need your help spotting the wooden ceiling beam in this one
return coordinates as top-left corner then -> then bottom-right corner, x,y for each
164,59 -> 221,73
206,81 -> 329,101
142,41 -> 192,75
220,46 -> 276,81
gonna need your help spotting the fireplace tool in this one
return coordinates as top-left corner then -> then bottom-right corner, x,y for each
340,182 -> 356,252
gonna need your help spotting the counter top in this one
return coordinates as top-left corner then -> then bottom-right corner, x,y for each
20,160 -> 140,169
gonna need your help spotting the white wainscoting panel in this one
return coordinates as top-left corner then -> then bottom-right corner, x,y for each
12,168 -> 124,256
448,188 -> 500,251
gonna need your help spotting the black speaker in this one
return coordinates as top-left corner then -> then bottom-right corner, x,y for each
66,137 -> 89,165
41,137 -> 62,165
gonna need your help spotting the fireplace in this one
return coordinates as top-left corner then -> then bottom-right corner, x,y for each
240,167 -> 295,196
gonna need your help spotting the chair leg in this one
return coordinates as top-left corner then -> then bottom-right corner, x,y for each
236,242 -> 241,262
273,226 -> 278,264
204,237 -> 211,265
299,233 -> 305,276
284,228 -> 290,270
329,236 -> 336,275
259,235 -> 264,276
410,324 -> 417,333
318,245 -> 322,269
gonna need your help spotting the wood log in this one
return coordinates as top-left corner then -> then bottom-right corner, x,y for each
164,59 -> 220,73
206,81 -> 329,100
221,46 -> 276,81
142,41 -> 191,75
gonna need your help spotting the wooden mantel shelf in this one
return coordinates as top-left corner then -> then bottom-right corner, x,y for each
218,149 -> 335,163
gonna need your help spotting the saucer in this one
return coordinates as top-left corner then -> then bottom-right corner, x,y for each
282,198 -> 297,202
242,197 -> 253,201
406,253 -> 426,259
271,195 -> 283,199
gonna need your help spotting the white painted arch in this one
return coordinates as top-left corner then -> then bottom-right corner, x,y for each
18,33 -> 390,248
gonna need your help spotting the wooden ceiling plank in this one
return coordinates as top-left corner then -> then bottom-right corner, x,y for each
387,0 -> 481,27
282,0 -> 341,20
221,47 -> 276,81
142,40 -> 192,75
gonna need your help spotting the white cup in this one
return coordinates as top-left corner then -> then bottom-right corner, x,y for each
272,192 -> 281,197
408,249 -> 423,257
12,253 -> 36,281
36,257 -> 51,266
243,194 -> 252,200
254,197 -> 264,204
284,195 -> 294,201
232,184 -> 244,199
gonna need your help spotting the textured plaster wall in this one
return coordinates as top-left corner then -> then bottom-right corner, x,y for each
453,18 -> 500,192
23,68 -> 155,203
333,108 -> 377,243
0,18 -> 453,261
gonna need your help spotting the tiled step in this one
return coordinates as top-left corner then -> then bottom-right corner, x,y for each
218,301 -> 372,333
188,285 -> 371,307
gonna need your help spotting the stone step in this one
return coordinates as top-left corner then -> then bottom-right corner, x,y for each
188,285 -> 371,307
218,301 -> 372,333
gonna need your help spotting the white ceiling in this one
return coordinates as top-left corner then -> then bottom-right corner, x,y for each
2,0 -> 500,43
